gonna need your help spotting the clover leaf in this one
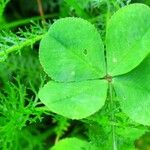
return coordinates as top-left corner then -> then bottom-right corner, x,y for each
39,4 -> 150,125
114,54 -> 150,125
106,4 -> 150,76
39,17 -> 106,82
39,80 -> 107,119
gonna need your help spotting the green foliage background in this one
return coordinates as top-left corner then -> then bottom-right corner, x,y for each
0,0 -> 150,150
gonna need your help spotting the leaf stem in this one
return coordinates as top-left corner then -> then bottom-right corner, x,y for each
109,82 -> 117,150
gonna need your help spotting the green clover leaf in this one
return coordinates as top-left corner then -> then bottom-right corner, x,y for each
39,80 -> 107,119
106,3 -> 150,75
39,4 -> 150,125
114,54 -> 150,125
39,17 -> 106,82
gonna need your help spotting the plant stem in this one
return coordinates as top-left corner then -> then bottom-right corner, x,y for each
0,34 -> 44,58
0,14 -> 58,30
35,106 -> 50,112
109,82 -> 117,150
54,135 -> 60,144
37,0 -> 46,25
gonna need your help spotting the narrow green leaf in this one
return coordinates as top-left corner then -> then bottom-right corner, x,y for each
106,4 -> 150,76
50,138 -> 89,150
113,55 -> 150,125
50,138 -> 93,150
38,80 -> 108,119
39,17 -> 106,82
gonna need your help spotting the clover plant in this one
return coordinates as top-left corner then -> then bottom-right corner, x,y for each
38,3 -> 150,149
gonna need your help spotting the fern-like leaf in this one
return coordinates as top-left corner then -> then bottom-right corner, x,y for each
0,21 -> 50,62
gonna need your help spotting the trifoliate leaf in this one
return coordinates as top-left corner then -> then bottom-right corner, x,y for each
106,4 -> 150,76
39,17 -> 106,82
38,80 -> 108,119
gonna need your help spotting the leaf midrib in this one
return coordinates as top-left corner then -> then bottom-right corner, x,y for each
49,82 -> 105,104
116,79 -> 150,93
50,34 -> 102,77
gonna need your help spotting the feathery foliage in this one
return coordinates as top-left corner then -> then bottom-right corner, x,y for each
0,0 -> 150,150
